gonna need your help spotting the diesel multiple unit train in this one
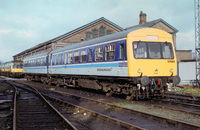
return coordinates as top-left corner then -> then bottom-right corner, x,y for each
0,61 -> 23,77
1,28 -> 180,100
22,28 -> 180,100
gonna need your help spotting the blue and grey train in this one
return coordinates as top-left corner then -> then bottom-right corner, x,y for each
23,27 -> 180,100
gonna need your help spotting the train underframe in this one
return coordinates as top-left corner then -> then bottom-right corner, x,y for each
25,74 -> 176,100
0,72 -> 23,78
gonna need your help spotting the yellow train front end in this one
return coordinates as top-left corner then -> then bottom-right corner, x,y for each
127,28 -> 180,99
11,61 -> 23,78
1,61 -> 23,78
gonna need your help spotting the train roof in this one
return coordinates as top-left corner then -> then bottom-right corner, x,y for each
23,51 -> 50,60
50,27 -> 144,54
23,27 -> 144,60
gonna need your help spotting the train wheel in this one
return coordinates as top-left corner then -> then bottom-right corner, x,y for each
106,91 -> 113,96
126,93 -> 134,101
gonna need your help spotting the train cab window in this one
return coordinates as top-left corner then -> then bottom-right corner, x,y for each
148,43 -> 161,59
89,49 -> 92,62
80,50 -> 87,63
133,42 -> 147,59
68,53 -> 73,64
133,42 -> 174,59
64,53 -> 68,64
74,51 -> 79,64
119,44 -> 124,59
105,44 -> 115,61
161,42 -> 174,59
95,46 -> 103,62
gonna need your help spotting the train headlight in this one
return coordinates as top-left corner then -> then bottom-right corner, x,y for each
138,68 -> 141,73
155,69 -> 158,73
170,68 -> 173,72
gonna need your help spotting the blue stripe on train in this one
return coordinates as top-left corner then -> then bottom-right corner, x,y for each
24,62 -> 127,70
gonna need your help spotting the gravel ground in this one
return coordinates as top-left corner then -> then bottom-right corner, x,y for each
113,102 -> 200,125
16,80 -> 200,127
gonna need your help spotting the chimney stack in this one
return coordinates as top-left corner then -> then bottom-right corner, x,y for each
139,11 -> 147,25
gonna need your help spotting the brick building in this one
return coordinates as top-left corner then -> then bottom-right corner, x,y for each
176,50 -> 193,62
13,17 -> 123,61
14,11 -> 186,61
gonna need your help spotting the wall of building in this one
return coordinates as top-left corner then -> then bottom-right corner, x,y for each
176,50 -> 192,62
13,20 -> 121,61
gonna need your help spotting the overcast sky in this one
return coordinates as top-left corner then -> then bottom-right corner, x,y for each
0,0 -> 194,62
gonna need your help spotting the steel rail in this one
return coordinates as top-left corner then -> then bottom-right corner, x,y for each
50,89 -> 200,130
42,93 -> 144,130
7,81 -> 77,130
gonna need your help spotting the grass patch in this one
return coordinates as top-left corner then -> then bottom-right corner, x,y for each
177,88 -> 200,96
105,106 -> 111,110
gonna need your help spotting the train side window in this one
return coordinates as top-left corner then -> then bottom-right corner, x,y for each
64,53 -> 68,64
57,54 -> 61,65
61,54 -> 64,65
74,51 -> 79,64
38,59 -> 40,66
89,49 -> 92,62
41,58 -> 43,66
80,49 -> 87,63
105,44 -> 115,61
54,55 -> 57,65
68,52 -> 72,64
120,44 -> 124,59
95,46 -> 103,62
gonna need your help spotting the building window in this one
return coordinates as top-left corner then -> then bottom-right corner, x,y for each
92,29 -> 98,39
99,26 -> 105,37
86,32 -> 91,41
95,46 -> 103,62
105,44 -> 115,61
107,30 -> 112,35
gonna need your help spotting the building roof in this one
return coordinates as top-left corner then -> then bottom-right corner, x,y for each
14,17 -> 124,57
126,18 -> 179,33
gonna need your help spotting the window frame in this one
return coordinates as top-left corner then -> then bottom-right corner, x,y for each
105,44 -> 115,61
95,46 -> 104,62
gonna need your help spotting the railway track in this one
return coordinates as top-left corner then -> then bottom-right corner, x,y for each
150,92 -> 200,111
0,79 -> 14,129
7,81 -> 77,130
14,81 -> 200,130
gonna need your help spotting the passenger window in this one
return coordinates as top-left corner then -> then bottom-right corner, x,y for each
68,53 -> 72,64
89,49 -> 92,62
105,44 -> 115,61
38,59 -> 40,66
80,50 -> 87,63
74,51 -> 79,64
64,53 -> 68,64
57,54 -> 61,65
120,44 -> 124,59
54,55 -> 57,65
95,46 -> 103,62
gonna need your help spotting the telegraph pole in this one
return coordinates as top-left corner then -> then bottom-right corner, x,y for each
194,0 -> 200,87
